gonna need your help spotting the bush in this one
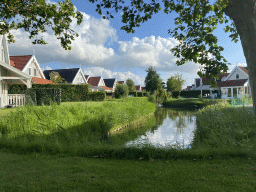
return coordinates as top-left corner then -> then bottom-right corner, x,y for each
88,91 -> 106,101
115,84 -> 129,99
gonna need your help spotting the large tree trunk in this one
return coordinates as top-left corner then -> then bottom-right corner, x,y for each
223,0 -> 256,124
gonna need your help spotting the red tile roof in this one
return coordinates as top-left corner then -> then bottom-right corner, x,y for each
10,60 -> 15,67
84,75 -> 89,80
141,87 -> 145,91
218,79 -> 248,87
238,67 -> 248,75
32,77 -> 55,84
135,85 -> 141,91
100,86 -> 113,91
118,81 -> 124,84
202,73 -> 229,85
88,77 -> 101,86
9,55 -> 32,70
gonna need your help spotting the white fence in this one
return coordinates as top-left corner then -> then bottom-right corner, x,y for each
8,94 -> 26,107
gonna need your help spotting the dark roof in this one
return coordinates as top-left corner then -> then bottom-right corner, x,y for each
103,78 -> 116,88
43,68 -> 79,83
218,79 -> 248,87
9,55 -> 32,70
88,77 -> 101,86
238,67 -> 248,75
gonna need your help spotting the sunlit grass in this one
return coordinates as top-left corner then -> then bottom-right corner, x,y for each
0,98 -> 155,155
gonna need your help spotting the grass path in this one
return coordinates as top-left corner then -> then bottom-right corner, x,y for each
0,149 -> 256,192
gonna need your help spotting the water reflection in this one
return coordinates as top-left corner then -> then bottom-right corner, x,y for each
125,107 -> 198,149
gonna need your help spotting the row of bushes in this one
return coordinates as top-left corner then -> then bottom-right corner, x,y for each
162,98 -> 231,109
8,84 -> 106,105
171,90 -> 219,98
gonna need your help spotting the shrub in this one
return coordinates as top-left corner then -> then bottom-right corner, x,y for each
115,84 -> 129,98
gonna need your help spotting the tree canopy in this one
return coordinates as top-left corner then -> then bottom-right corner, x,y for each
0,0 -> 83,50
126,78 -> 135,91
90,0 -> 256,122
167,73 -> 186,93
144,66 -> 162,93
49,72 -> 67,84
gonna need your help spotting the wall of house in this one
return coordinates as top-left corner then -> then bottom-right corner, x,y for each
98,79 -> 105,87
228,68 -> 248,80
73,71 -> 87,84
23,60 -> 43,78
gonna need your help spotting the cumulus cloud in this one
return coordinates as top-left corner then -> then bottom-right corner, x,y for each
8,11 -> 117,64
83,67 -> 145,86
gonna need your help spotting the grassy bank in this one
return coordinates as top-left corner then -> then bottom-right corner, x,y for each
0,149 -> 256,192
0,98 -> 155,155
163,98 -> 231,108
192,104 -> 256,154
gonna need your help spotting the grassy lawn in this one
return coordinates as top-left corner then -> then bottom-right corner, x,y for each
1,99 -> 256,191
0,148 -> 256,192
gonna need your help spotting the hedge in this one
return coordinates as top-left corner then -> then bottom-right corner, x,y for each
129,91 -> 137,97
137,92 -> 144,97
8,84 -> 90,102
172,90 -> 220,98
87,92 -> 106,101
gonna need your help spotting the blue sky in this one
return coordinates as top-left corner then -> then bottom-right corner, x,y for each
8,0 -> 247,88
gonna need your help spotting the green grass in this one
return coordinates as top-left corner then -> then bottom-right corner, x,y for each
1,99 -> 256,191
0,148 -> 256,192
0,98 -> 155,156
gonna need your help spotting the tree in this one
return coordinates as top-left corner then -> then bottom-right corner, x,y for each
49,72 -> 67,84
144,66 -> 162,94
167,73 -> 186,93
1,0 -> 83,50
126,78 -> 135,91
90,0 -> 256,123
115,84 -> 129,98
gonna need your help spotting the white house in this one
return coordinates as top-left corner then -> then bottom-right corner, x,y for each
219,66 -> 251,99
9,55 -> 55,85
88,76 -> 107,92
0,35 -> 32,108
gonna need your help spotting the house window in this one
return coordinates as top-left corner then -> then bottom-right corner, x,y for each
29,68 -> 31,75
236,73 -> 239,79
245,87 -> 248,94
233,88 -> 237,98
34,69 -> 36,76
228,88 -> 231,97
238,87 -> 243,95
222,88 -> 227,95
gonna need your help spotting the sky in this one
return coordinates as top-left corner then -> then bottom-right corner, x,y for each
7,0 -> 247,88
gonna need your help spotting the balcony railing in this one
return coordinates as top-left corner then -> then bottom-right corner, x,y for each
8,94 -> 26,107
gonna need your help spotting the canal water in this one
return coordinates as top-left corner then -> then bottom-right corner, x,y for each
124,107 -> 199,149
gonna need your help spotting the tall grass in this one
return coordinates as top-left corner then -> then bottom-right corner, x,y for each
0,98 -> 155,155
192,103 -> 256,158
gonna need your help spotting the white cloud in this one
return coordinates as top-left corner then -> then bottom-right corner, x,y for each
8,11 -> 117,64
83,67 -> 145,86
